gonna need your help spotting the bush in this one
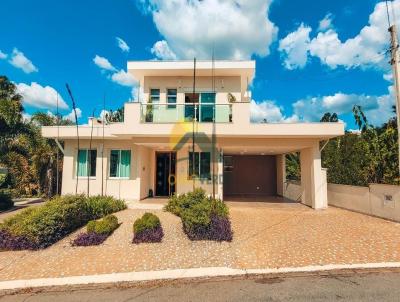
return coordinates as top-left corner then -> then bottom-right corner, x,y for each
0,195 -> 126,250
71,232 -> 108,246
85,195 -> 126,219
0,191 -> 13,212
133,213 -> 160,234
87,215 -> 119,235
165,189 -> 232,242
133,213 -> 163,244
164,188 -> 207,217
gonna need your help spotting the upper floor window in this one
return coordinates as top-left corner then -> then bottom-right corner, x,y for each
167,89 -> 177,109
77,149 -> 97,177
150,89 -> 160,102
110,150 -> 131,178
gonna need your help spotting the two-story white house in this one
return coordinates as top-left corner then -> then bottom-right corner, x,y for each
42,60 -> 344,209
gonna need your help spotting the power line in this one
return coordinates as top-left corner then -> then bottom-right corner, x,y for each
386,0 -> 392,27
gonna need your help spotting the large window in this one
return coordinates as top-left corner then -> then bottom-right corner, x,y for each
200,92 -> 216,122
184,93 -> 199,121
184,93 -> 216,122
110,150 -> 131,178
77,149 -> 97,177
167,88 -> 177,109
188,152 -> 211,179
150,89 -> 160,102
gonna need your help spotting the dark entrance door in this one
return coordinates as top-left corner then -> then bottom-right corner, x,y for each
155,152 -> 176,197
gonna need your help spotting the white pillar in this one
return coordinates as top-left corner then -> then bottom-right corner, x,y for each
300,142 -> 327,209
217,149 -> 224,200
276,154 -> 286,196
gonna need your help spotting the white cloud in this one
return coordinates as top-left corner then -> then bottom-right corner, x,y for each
0,50 -> 7,59
279,23 -> 311,70
318,13 -> 334,32
16,82 -> 68,110
383,72 -> 393,81
111,70 -> 137,87
93,55 -> 116,71
291,88 -> 394,126
22,113 -> 32,121
9,48 -> 38,73
251,88 -> 394,127
279,1 -> 399,70
250,100 -> 284,123
93,55 -> 137,92
64,108 -> 82,122
140,0 -> 278,59
116,37 -> 130,52
151,40 -> 177,60
99,110 -> 109,120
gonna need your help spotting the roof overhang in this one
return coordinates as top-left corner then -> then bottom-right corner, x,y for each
127,60 -> 255,80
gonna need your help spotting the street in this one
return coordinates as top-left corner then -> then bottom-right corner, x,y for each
1,270 -> 400,301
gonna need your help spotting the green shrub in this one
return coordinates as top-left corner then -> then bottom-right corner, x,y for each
0,191 -> 14,211
165,188 -> 232,241
164,188 -> 207,217
87,214 -> 119,235
85,195 -> 126,219
133,213 -> 161,235
0,194 -> 126,249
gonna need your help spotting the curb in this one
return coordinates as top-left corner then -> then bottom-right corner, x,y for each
1,262 -> 400,290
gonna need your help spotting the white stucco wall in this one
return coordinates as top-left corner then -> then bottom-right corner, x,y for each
61,140 -> 152,201
284,180 -> 400,222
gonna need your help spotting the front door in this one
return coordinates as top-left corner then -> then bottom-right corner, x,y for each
155,152 -> 176,197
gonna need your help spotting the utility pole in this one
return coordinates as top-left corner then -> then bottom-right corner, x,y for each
389,24 -> 400,175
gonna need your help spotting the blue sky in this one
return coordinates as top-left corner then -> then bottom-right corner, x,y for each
0,0 -> 397,129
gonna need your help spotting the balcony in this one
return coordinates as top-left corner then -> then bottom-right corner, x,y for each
140,103 -> 232,123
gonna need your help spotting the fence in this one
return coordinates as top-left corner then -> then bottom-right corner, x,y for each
284,181 -> 400,222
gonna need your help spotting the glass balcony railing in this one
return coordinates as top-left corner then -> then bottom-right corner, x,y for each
140,103 -> 232,123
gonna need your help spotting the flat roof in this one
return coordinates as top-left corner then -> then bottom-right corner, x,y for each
127,60 -> 255,79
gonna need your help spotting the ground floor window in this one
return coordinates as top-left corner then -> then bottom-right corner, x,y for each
110,150 -> 131,178
188,151 -> 211,179
77,149 -> 97,177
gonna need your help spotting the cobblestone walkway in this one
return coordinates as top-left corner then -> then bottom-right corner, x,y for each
0,203 -> 399,281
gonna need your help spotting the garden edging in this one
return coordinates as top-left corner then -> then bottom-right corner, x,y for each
1,262 -> 400,291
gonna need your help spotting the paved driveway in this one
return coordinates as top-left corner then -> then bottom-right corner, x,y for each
0,202 -> 399,281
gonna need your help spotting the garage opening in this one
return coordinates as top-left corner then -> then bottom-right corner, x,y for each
223,155 -> 277,199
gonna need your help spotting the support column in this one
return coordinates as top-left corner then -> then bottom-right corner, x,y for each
276,154 -> 286,197
300,142 -> 327,209
217,149 -> 224,200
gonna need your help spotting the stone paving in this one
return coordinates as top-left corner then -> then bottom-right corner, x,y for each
0,202 -> 399,281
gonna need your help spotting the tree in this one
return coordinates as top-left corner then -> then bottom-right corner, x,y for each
105,107 -> 124,123
320,112 -> 339,123
286,153 -> 300,181
0,76 -> 69,196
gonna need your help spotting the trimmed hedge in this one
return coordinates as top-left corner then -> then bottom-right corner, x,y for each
87,215 -> 119,235
0,195 -> 126,250
133,213 -> 163,244
165,189 -> 232,242
0,191 -> 13,212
